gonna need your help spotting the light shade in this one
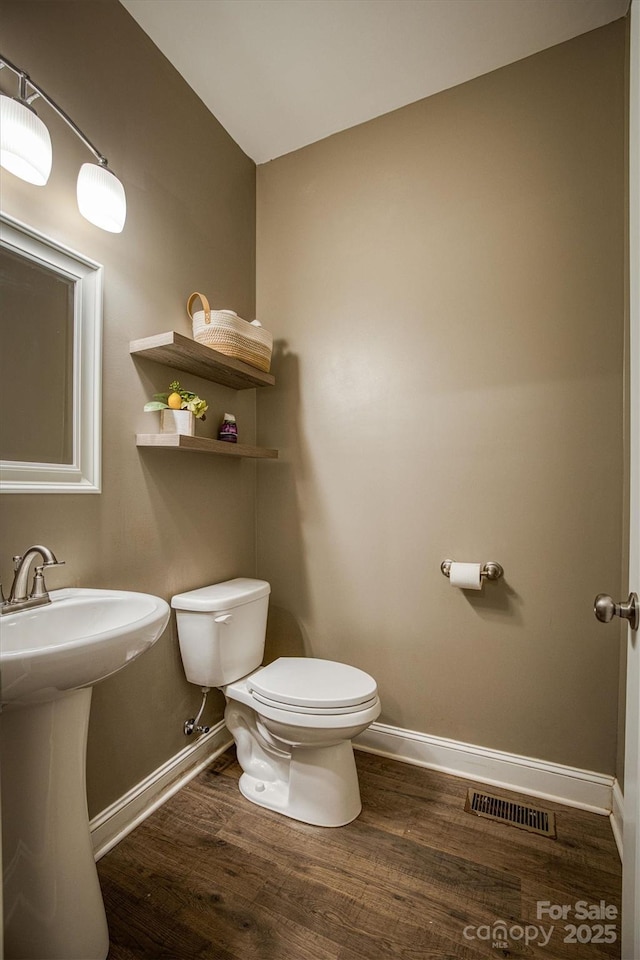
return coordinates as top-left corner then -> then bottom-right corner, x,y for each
76,161 -> 126,233
0,94 -> 52,186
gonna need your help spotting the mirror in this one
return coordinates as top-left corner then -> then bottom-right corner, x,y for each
0,213 -> 102,493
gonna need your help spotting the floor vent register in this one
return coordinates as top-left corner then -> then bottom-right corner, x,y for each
464,788 -> 557,838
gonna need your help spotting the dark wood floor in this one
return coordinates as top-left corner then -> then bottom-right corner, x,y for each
99,748 -> 622,960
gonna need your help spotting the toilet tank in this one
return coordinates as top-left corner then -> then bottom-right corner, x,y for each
171,579 -> 270,687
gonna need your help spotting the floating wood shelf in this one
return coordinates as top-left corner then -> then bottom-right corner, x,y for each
136,434 -> 278,459
129,331 -> 275,390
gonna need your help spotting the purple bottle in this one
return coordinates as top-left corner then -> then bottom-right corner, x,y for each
218,413 -> 238,443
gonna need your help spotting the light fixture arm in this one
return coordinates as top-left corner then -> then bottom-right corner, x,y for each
0,53 -> 108,168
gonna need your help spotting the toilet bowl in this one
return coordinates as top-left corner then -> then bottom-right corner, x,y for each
171,579 -> 381,826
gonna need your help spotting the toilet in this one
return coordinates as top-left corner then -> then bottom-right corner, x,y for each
171,578 -> 381,827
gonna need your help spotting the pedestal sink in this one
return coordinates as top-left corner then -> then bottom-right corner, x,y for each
0,587 -> 171,960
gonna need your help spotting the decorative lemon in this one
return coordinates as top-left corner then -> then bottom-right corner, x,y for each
167,392 -> 182,409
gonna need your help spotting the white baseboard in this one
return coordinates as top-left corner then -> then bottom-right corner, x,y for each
91,718 -> 618,860
355,722 -> 615,816
610,778 -> 624,861
90,720 -> 233,860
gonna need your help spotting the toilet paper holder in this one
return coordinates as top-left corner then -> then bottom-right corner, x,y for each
440,559 -> 504,581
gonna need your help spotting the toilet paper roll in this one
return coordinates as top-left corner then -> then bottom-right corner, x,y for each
449,562 -> 483,590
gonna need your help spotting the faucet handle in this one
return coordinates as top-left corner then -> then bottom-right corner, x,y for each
29,561 -> 64,601
30,565 -> 49,599
13,554 -> 22,571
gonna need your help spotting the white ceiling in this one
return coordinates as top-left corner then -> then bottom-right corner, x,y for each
120,0 -> 629,164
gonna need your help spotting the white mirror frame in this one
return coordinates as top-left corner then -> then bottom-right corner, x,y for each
0,213 -> 103,493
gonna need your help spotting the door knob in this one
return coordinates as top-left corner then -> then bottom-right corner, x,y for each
594,592 -> 639,630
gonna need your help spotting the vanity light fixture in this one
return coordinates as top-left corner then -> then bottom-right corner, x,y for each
0,54 -> 126,233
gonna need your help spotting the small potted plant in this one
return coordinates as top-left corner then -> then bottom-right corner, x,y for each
144,380 -> 208,435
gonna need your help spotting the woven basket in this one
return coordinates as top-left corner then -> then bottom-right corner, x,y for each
187,292 -> 273,373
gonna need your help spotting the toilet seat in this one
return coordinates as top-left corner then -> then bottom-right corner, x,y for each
251,691 -> 380,716
247,657 -> 378,713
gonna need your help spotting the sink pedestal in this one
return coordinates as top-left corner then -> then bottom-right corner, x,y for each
1,688 -> 109,960
0,586 -> 170,958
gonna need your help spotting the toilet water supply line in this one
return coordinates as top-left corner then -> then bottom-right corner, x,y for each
184,687 -> 211,736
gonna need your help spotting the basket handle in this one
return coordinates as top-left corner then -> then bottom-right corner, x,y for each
187,292 -> 211,325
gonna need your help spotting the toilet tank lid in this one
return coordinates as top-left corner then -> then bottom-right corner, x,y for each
171,578 -> 270,611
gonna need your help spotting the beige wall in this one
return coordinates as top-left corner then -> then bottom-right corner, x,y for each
0,0 -> 256,817
256,21 -> 627,774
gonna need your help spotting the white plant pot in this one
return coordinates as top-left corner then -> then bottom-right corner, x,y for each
160,409 -> 195,435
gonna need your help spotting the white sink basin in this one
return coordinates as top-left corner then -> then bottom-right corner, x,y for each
0,587 -> 170,705
0,587 -> 170,960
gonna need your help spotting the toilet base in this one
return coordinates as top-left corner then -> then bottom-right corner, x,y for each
238,740 -> 362,827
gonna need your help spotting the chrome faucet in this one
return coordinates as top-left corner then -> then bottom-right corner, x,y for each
1,545 -> 65,614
